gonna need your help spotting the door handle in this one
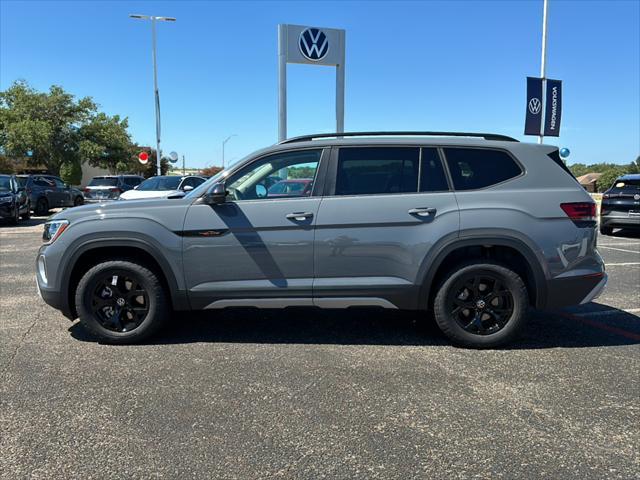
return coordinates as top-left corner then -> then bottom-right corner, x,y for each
408,207 -> 437,217
286,212 -> 314,221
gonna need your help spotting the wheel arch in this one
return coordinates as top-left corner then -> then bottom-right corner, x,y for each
61,238 -> 189,319
418,234 -> 548,311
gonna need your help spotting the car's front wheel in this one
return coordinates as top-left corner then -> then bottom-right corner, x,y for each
432,261 -> 529,348
35,197 -> 49,216
21,201 -> 31,220
75,260 -> 169,344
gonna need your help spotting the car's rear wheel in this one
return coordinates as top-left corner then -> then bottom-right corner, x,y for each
21,202 -> 31,220
433,261 -> 529,348
74,196 -> 83,207
35,197 -> 49,216
599,225 -> 613,236
75,260 -> 169,344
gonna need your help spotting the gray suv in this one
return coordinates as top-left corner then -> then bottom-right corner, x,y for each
36,132 -> 606,348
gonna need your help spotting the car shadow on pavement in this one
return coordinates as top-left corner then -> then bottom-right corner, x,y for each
69,305 -> 640,349
605,228 -> 640,239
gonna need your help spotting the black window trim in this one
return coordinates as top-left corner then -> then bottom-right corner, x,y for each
325,144 -> 453,198
438,145 -> 526,192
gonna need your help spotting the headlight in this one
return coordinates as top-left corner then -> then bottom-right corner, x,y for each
0,196 -> 12,204
43,220 -> 69,244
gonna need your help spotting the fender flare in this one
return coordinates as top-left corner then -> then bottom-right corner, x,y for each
417,233 -> 548,310
59,236 -> 189,317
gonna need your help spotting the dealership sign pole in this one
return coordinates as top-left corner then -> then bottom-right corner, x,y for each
538,0 -> 548,144
278,24 -> 346,142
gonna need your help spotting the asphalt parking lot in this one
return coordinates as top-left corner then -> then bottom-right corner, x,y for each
1,215 -> 639,479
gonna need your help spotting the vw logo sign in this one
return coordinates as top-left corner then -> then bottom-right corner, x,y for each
528,97 -> 542,115
634,194 -> 640,201
299,28 -> 329,61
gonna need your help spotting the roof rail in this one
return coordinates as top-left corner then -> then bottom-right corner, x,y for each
279,131 -> 519,144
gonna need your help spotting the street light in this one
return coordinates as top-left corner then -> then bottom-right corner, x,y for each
222,134 -> 237,169
129,14 -> 176,176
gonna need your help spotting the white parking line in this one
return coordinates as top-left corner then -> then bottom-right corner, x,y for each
598,245 -> 640,254
572,309 -> 640,317
605,262 -> 640,266
599,242 -> 640,247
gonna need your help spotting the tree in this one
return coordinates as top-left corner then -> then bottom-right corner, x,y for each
59,160 -> 82,185
200,166 -> 223,177
0,81 -> 135,176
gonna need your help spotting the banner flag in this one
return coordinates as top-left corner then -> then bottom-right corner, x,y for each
525,76 -> 544,136
544,79 -> 562,137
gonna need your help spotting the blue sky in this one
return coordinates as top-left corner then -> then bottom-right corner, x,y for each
1,0 -> 638,168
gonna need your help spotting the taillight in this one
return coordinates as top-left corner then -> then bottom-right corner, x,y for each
83,187 -> 90,193
560,202 -> 596,224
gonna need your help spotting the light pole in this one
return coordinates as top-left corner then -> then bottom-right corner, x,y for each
129,14 -> 176,176
222,134 -> 237,169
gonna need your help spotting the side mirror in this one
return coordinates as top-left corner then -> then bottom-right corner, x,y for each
204,183 -> 227,205
182,185 -> 194,192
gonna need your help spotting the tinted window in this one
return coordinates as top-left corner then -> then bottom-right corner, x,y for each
336,147 -> 419,196
610,178 -> 640,192
0,176 -> 11,192
16,177 -> 28,187
420,148 -> 449,192
444,148 -> 522,190
89,177 -> 118,187
123,177 -> 142,186
51,177 -> 65,188
137,176 -> 182,191
34,176 -> 55,187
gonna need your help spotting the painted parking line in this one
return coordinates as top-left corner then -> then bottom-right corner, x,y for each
559,312 -> 640,341
571,308 -> 640,317
599,245 -> 640,254
605,262 -> 640,266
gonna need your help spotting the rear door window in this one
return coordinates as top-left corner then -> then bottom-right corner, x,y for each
443,148 -> 522,190
419,148 -> 449,192
335,147 -> 419,196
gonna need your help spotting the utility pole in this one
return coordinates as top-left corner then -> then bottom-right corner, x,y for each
182,155 -> 185,176
222,134 -> 237,169
129,14 -> 176,175
538,0 -> 549,144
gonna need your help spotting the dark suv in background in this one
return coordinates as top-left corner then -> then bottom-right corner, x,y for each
0,174 -> 30,224
83,175 -> 144,202
17,174 -> 84,216
600,174 -> 640,235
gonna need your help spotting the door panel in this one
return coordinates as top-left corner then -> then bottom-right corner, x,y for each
183,198 -> 321,309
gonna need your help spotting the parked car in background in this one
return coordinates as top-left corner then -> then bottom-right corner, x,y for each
16,174 -> 84,216
36,131 -> 605,348
267,178 -> 313,197
118,175 -> 206,200
0,174 -> 30,224
83,175 -> 144,203
600,173 -> 640,235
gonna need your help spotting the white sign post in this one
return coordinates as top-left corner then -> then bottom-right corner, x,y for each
278,24 -> 346,142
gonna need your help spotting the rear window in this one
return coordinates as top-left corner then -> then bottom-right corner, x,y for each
336,147 -> 419,196
137,176 -> 182,191
547,149 -> 577,180
89,177 -> 118,187
610,178 -> 640,191
123,177 -> 142,186
444,148 -> 522,190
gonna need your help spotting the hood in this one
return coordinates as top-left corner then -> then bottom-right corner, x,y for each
49,196 -> 190,222
119,189 -> 177,200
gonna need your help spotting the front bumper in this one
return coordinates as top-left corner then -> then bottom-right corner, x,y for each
0,202 -> 15,218
545,273 -> 608,309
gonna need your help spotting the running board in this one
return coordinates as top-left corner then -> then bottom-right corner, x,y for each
204,297 -> 398,310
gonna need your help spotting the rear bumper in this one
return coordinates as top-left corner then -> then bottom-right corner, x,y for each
600,213 -> 640,229
545,273 -> 607,309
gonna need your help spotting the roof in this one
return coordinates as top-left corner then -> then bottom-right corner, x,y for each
619,173 -> 640,180
280,131 -> 518,144
576,173 -> 603,185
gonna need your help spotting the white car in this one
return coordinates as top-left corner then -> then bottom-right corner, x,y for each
119,175 -> 206,200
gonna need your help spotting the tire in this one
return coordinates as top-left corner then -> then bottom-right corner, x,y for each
75,260 -> 169,344
432,261 -> 529,348
21,202 -> 31,220
73,196 -> 84,207
35,197 -> 49,217
599,225 -> 613,236
8,204 -> 19,225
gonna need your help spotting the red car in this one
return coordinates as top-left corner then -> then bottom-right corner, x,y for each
267,179 -> 313,197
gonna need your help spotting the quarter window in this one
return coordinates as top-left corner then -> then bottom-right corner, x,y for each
335,147 -> 419,196
443,148 -> 522,190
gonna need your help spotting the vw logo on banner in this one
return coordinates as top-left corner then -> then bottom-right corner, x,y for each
299,28 -> 329,61
528,97 -> 542,115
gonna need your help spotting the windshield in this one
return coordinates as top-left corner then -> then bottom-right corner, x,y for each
89,177 -> 118,187
0,177 -> 11,192
611,179 -> 640,191
183,169 -> 230,199
137,176 -> 182,191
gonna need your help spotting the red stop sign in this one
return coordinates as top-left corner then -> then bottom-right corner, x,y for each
138,151 -> 149,164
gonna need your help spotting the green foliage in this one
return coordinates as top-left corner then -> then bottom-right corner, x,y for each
0,156 -> 15,174
568,161 -> 639,192
0,80 -> 134,175
59,160 -> 82,185
287,166 -> 315,179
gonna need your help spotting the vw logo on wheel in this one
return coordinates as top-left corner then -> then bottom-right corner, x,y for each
299,27 -> 329,61
634,194 -> 640,200
528,97 -> 542,115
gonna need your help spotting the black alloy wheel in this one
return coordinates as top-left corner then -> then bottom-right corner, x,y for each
91,271 -> 150,333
